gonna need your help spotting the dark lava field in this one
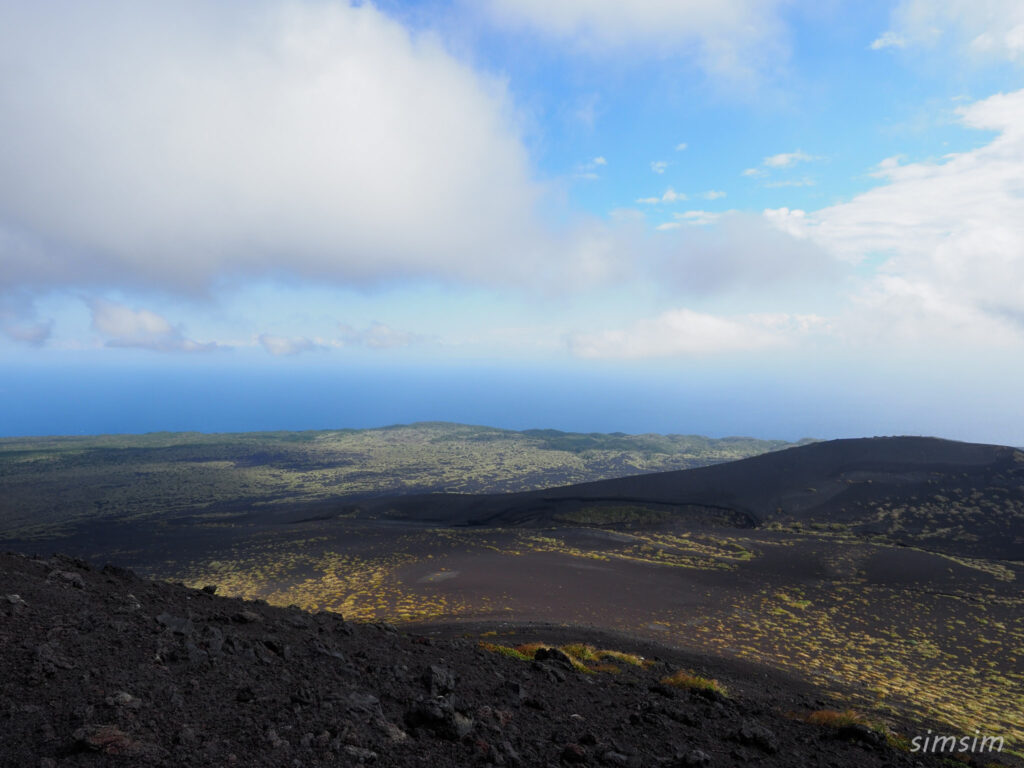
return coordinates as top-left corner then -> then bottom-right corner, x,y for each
0,552 -> 999,767
2,428 -> 1022,764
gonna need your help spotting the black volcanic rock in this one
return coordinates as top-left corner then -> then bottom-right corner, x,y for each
422,664 -> 457,696
534,646 -> 575,669
0,551 -> 971,767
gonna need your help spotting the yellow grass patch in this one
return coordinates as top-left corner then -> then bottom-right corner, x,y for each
661,670 -> 728,697
478,640 -> 648,675
806,709 -> 870,728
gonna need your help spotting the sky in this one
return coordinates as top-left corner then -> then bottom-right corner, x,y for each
2,0 -> 1024,443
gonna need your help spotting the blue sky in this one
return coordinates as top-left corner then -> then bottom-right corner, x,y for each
2,0 -> 1024,443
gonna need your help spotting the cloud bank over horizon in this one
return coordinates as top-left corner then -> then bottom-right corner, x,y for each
1,1 -> 1023,442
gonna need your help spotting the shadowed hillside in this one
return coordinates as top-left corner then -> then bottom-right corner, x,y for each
350,437 -> 1024,560
0,423 -> 808,541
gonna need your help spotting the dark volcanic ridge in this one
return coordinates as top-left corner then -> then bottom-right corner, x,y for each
349,436 -> 1024,561
0,551 -> 1002,768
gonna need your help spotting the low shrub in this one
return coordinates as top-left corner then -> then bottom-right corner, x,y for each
661,670 -> 728,697
478,640 -> 649,674
478,642 -> 532,661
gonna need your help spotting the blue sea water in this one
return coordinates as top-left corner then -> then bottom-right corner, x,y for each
0,360 -> 1018,445
0,362 -> 807,439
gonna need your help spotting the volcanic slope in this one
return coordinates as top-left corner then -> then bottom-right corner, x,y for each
351,436 -> 1024,561
0,552 -> 989,768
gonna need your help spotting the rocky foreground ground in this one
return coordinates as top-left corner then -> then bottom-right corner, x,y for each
0,552 -> 991,767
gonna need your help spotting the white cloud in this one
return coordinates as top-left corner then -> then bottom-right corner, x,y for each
0,2 -> 563,295
89,299 -> 219,353
569,308 -> 799,359
338,321 -> 422,350
765,88 -> 1024,347
258,334 -> 319,357
848,275 -> 1022,347
762,207 -> 808,239
763,150 -> 815,168
742,168 -> 766,178
675,142 -> 688,151
651,161 -> 669,174
655,222 -> 681,231
875,1 -> 1024,63
593,156 -> 607,166
702,190 -> 726,200
481,0 -> 791,83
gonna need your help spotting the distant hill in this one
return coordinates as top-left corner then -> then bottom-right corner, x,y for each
0,422 -> 808,539
351,437 -> 1024,561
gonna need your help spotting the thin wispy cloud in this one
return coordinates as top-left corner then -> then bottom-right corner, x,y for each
870,31 -> 907,50
743,150 -> 820,186
574,156 -> 608,180
874,0 -> 1024,63
0,293 -> 51,346
636,187 -> 687,204
338,322 -> 423,350
480,0 -> 793,85
763,150 -> 816,168
765,177 -> 816,188
674,210 -> 723,226
258,334 -> 320,357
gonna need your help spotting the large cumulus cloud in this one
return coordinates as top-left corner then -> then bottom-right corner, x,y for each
0,1 -> 553,295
